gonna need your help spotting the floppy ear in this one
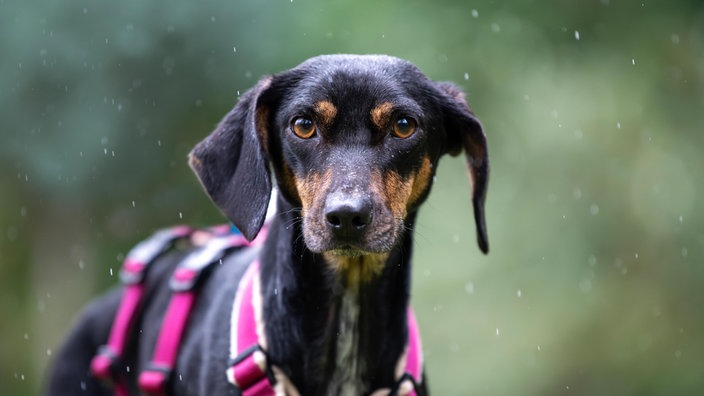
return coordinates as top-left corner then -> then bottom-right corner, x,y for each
189,77 -> 274,241
436,82 -> 490,254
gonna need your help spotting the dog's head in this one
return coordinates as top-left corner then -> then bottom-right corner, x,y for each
190,55 -> 489,268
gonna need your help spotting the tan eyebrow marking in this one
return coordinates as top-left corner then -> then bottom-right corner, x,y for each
314,100 -> 338,127
370,102 -> 394,130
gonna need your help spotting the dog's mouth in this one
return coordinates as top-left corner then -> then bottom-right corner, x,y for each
302,217 -> 402,256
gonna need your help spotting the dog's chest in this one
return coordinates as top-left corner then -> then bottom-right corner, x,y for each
326,287 -> 366,395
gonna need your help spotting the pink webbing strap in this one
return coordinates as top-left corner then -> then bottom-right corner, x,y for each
139,229 -> 269,395
90,283 -> 142,396
404,307 -> 424,396
226,261 -> 275,396
90,226 -> 192,395
137,292 -> 197,395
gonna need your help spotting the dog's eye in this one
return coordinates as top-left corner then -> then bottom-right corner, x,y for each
292,117 -> 316,139
392,117 -> 417,139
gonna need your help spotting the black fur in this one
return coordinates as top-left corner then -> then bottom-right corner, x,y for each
46,54 -> 489,395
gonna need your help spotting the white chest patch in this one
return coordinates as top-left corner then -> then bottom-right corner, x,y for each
327,288 -> 365,395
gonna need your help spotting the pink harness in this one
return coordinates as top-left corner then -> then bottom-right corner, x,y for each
90,225 -> 424,395
226,261 -> 424,396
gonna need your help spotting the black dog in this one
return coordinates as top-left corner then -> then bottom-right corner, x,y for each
46,54 -> 489,395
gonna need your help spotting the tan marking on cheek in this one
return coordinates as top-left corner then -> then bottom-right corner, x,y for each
370,102 -> 393,130
373,169 -> 413,220
314,100 -> 338,128
295,169 -> 333,214
408,156 -> 433,206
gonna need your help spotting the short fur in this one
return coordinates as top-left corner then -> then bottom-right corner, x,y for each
46,54 -> 489,396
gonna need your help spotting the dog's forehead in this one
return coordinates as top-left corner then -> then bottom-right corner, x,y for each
285,55 -> 430,104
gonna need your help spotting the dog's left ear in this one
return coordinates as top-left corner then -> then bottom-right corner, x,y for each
189,77 -> 275,241
435,82 -> 490,254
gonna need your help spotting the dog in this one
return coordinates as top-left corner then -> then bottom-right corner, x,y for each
46,54 -> 489,396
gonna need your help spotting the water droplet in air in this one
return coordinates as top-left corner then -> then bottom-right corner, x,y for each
574,30 -> 580,40
471,9 -> 479,18
590,204 -> 599,215
463,72 -> 469,80
464,281 -> 474,294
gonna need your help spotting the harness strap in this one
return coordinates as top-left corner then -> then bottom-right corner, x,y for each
139,229 -> 268,395
90,226 -> 193,395
226,262 -> 424,396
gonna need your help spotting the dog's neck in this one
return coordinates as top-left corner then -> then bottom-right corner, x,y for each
258,197 -> 414,395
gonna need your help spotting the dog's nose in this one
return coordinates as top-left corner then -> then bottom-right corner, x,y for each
324,195 -> 373,238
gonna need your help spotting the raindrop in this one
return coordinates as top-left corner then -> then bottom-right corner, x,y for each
573,187 -> 582,199
233,46 -> 237,53
616,122 -> 621,129
24,333 -> 29,340
179,212 -> 183,219
157,140 -> 162,147
471,9 -> 479,18
132,200 -> 136,208
463,72 -> 469,80
670,34 -> 680,44
678,215 -> 683,223
574,30 -> 580,40
495,328 -> 500,336
631,58 -> 636,65
464,281 -> 474,294
589,204 -> 599,215
681,248 -> 688,257
46,349 -> 52,356
109,267 -> 114,276
516,289 -> 522,298
80,381 -> 87,390
78,260 -> 86,270
491,23 -> 501,33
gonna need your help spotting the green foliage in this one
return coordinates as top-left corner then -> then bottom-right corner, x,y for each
1,1 -> 702,394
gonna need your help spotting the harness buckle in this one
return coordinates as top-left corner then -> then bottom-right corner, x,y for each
227,345 -> 275,396
137,363 -> 171,396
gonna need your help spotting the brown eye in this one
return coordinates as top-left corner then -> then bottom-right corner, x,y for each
292,117 -> 316,139
392,116 -> 417,139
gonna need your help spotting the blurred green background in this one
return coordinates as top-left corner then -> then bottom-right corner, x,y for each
1,0 -> 703,395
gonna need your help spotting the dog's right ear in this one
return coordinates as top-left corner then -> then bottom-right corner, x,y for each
189,77 -> 275,241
